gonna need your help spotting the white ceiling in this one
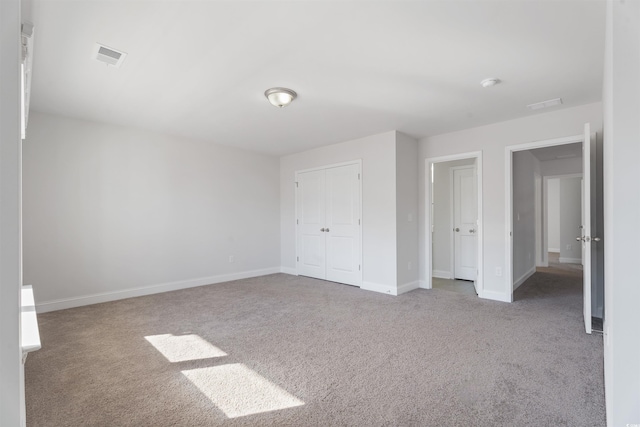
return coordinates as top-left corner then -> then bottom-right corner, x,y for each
529,142 -> 583,162
29,0 -> 605,156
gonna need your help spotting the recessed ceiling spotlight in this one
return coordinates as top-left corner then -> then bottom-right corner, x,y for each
527,97 -> 563,110
480,78 -> 500,88
264,87 -> 297,108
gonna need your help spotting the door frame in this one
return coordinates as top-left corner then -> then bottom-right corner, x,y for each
424,151 -> 483,296
294,159 -> 363,286
450,165 -> 476,281
542,173 -> 583,268
505,134 -> 583,301
534,172 -> 543,267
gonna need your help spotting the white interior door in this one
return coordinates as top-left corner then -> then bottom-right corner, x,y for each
581,123 -> 592,334
325,164 -> 361,286
296,163 -> 361,286
453,167 -> 477,281
296,170 -> 326,280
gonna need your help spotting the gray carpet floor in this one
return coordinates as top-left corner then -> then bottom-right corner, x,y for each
26,268 -> 605,426
432,277 -> 477,296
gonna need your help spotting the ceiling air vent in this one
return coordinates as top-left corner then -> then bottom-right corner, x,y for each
93,43 -> 127,68
526,97 -> 562,111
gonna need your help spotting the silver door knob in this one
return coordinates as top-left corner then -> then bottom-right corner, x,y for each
576,237 -> 582,241
593,237 -> 601,242
469,229 -> 475,233
320,228 -> 326,232
325,228 -> 330,232
454,227 -> 460,232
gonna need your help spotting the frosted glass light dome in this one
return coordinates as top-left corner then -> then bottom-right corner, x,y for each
264,87 -> 297,108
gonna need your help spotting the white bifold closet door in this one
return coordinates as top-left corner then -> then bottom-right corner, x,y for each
296,163 -> 361,287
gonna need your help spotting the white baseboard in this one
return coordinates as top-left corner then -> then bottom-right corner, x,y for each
513,266 -> 536,291
418,280 -> 429,289
36,267 -> 282,313
397,281 -> 420,295
432,270 -> 452,279
361,281 -> 396,296
548,248 -> 560,253
280,266 -> 297,275
559,257 -> 582,264
481,290 -> 512,303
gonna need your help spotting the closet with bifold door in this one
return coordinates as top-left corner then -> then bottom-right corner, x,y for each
295,161 -> 362,287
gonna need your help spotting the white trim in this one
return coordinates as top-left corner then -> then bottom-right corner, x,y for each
20,286 -> 40,357
397,281 -> 420,295
534,172 -> 543,267
432,270 -> 452,279
481,290 -> 512,303
35,267 -> 281,313
294,159 -> 363,287
424,151 -> 483,297
418,280 -> 428,289
559,257 -> 582,264
513,266 -> 536,291
505,134 -> 583,302
548,248 -> 560,253
280,267 -> 297,275
361,281 -> 396,296
295,160 -> 362,175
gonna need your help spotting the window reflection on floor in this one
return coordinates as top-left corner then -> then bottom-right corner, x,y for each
144,334 -> 227,362
182,363 -> 304,418
145,334 -> 305,418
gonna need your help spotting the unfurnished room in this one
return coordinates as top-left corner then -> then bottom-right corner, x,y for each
1,1 -> 639,426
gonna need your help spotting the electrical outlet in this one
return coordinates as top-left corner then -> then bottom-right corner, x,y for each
495,267 -> 502,276
228,255 -> 234,263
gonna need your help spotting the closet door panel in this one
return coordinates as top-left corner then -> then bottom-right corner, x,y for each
296,170 -> 326,280
325,164 -> 361,286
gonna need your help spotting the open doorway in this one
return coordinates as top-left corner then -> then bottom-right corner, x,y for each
506,126 -> 604,334
424,152 -> 483,297
544,174 -> 584,268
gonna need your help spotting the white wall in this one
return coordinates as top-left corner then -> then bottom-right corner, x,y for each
558,177 -> 582,263
0,0 -> 24,424
546,178 -> 560,251
541,156 -> 582,176
431,158 -> 475,277
395,133 -> 419,290
23,112 -> 281,311
418,102 -> 603,301
603,1 -> 640,425
512,150 -> 539,288
280,131 -> 398,293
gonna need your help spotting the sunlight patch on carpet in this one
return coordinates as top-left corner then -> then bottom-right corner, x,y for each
144,334 -> 227,362
182,363 -> 304,418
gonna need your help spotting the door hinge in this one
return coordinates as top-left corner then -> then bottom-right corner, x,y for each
297,256 -> 299,262
359,265 -> 361,271
296,219 -> 299,225
358,219 -> 361,225
295,181 -> 299,188
358,173 -> 360,180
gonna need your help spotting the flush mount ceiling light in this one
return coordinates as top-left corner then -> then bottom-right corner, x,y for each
264,87 -> 297,108
480,78 -> 500,88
